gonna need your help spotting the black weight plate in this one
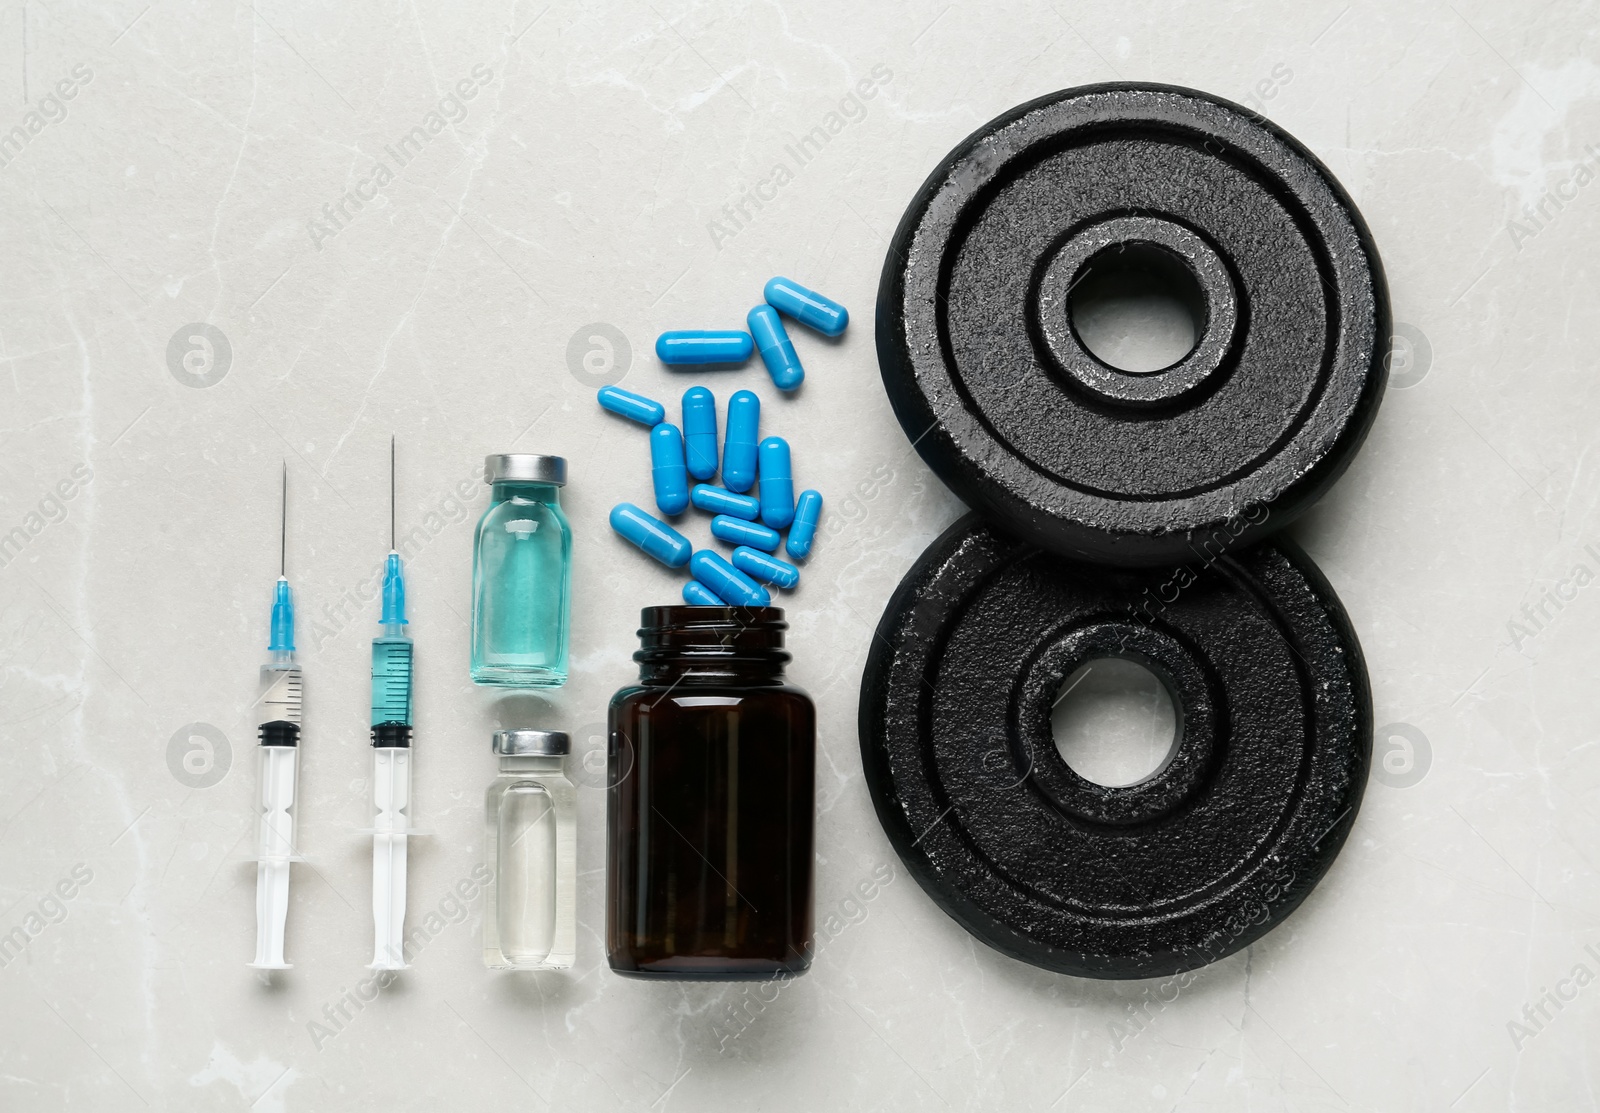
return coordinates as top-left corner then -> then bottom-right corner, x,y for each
876,83 -> 1390,566
858,515 -> 1370,979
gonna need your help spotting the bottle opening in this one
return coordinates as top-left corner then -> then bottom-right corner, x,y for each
635,606 -> 789,671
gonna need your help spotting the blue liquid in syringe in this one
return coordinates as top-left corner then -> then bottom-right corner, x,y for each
371,637 -> 413,726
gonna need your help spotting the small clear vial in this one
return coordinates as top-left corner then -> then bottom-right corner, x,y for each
484,729 -> 576,970
471,454 -> 572,688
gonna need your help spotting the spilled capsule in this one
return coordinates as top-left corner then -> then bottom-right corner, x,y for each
764,276 -> 848,337
748,305 -> 803,391
786,489 -> 823,559
721,390 -> 761,492
689,550 -> 770,608
682,580 -> 724,606
609,503 -> 691,568
656,330 -> 754,365
758,436 -> 794,529
596,385 -> 665,426
682,387 -> 719,481
711,515 -> 781,552
691,483 -> 760,520
650,424 -> 690,515
732,546 -> 800,590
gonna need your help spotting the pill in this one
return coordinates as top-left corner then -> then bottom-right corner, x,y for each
596,385 -> 665,426
682,580 -> 724,606
689,550 -> 771,608
722,390 -> 761,492
609,503 -> 691,568
764,276 -> 848,337
650,423 -> 690,515
747,305 -> 804,391
758,436 -> 794,528
691,483 -> 760,520
681,386 -> 719,480
786,489 -> 823,559
655,330 -> 755,365
732,546 -> 800,590
711,514 -> 781,552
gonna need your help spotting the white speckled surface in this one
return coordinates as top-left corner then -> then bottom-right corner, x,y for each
2,2 -> 1597,1109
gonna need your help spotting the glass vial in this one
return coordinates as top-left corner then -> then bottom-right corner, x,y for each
484,729 -> 576,970
606,606 -> 815,980
470,454 -> 572,688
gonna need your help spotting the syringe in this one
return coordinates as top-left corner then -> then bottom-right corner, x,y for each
370,438 -> 418,971
250,464 -> 302,971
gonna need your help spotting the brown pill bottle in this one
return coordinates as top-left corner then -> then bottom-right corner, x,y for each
606,606 -> 815,979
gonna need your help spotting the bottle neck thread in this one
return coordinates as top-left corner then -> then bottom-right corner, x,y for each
634,606 -> 790,684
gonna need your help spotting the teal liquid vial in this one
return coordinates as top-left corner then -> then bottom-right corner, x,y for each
471,454 -> 572,687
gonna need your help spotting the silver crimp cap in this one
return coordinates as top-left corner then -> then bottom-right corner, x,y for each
492,729 -> 570,756
484,454 -> 567,487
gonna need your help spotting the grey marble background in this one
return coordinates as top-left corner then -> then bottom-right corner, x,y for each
1,1 -> 1596,1109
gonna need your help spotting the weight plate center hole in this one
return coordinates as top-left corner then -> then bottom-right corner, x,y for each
1051,657 -> 1179,787
1068,243 -> 1206,375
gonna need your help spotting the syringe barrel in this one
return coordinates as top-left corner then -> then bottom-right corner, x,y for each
259,664 -> 303,737
370,635 -> 414,728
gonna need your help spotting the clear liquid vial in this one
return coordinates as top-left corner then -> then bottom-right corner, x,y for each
484,729 -> 575,970
471,454 -> 572,688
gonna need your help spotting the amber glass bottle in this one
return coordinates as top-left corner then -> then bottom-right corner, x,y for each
607,606 -> 815,980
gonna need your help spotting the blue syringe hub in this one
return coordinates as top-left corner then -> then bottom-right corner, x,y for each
268,577 -> 295,652
381,551 -> 407,626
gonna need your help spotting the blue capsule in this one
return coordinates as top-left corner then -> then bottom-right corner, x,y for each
732,546 -> 800,590
691,483 -> 760,520
786,489 -> 823,560
650,423 -> 690,515
722,390 -> 761,492
682,580 -> 724,606
596,385 -> 665,426
758,436 -> 794,529
689,550 -> 770,607
656,330 -> 754,365
764,276 -> 848,337
609,503 -> 691,568
681,387 -> 719,481
711,514 -> 781,552
747,305 -> 804,391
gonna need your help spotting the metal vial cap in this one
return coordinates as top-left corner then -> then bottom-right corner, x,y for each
484,454 -> 567,486
492,729 -> 570,756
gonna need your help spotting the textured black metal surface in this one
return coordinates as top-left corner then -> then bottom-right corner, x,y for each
876,83 -> 1390,566
858,515 -> 1371,979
